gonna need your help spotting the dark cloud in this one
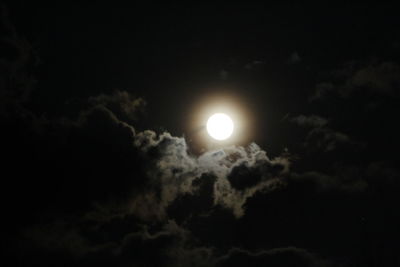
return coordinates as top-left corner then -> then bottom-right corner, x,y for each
2,81 -> 296,266
2,76 -> 384,267
309,82 -> 335,102
88,90 -> 145,122
228,158 -> 287,190
219,69 -> 229,80
306,127 -> 351,152
244,60 -> 265,70
3,59 -> 395,267
0,4 -> 36,117
288,51 -> 301,64
350,61 -> 400,96
76,105 -> 137,149
310,60 -> 400,101
2,83 -> 291,221
290,114 -> 328,128
167,173 -> 216,223
216,247 -> 331,267
20,218 -> 213,267
115,220 -> 208,267
288,170 -> 367,194
366,161 -> 400,191
0,4 -> 32,72
289,114 -> 355,152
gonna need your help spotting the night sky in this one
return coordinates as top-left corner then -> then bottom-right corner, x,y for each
2,3 -> 400,267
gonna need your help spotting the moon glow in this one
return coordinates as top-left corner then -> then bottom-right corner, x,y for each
206,113 -> 234,140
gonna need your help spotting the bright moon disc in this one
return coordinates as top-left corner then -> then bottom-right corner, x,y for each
206,113 -> 234,140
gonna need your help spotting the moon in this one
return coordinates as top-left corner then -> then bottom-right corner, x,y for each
206,113 -> 234,140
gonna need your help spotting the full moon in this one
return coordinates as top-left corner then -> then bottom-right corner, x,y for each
206,113 -> 234,140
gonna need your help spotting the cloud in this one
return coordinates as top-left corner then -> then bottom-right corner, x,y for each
74,102 -> 290,220
21,217 -> 214,267
227,158 -> 286,190
309,82 -> 335,102
216,247 -> 332,267
7,86 -> 296,266
88,90 -> 145,122
366,161 -> 400,190
23,211 -> 337,267
0,4 -> 37,116
350,61 -> 400,95
0,3 -> 40,124
7,87 -> 395,267
197,144 -> 289,218
244,60 -> 265,70
290,114 -> 353,152
290,114 -> 328,128
288,51 -> 301,64
306,127 -> 350,152
219,69 -> 229,80
76,104 -> 137,148
310,60 -> 400,101
288,170 -> 367,194
133,132 -> 289,218
57,92 -> 292,221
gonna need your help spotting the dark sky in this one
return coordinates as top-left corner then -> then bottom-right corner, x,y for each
2,2 -> 400,267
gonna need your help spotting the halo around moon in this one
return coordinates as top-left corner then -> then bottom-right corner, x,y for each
206,113 -> 234,140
